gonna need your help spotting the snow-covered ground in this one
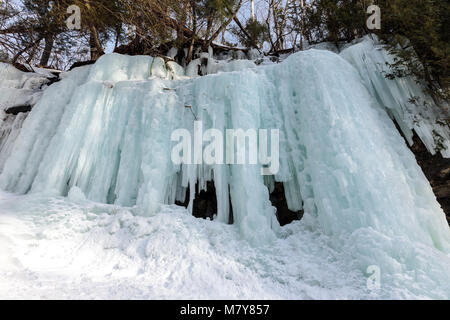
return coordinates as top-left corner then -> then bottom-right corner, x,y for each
0,191 -> 374,300
0,38 -> 449,300
0,190 -> 448,299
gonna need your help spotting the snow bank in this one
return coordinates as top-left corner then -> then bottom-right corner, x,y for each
0,191 -> 430,299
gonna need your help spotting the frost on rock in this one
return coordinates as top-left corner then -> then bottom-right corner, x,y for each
0,62 -> 50,112
185,46 -> 260,77
0,48 -> 449,298
185,55 -> 257,77
340,36 -> 450,157
0,63 -> 54,175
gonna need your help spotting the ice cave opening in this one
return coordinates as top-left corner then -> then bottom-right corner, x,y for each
175,179 -> 234,224
176,181 -> 219,221
176,176 -> 302,226
268,181 -> 304,226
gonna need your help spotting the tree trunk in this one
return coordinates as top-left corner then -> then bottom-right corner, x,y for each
300,0 -> 305,50
113,25 -> 121,51
204,0 -> 243,50
39,34 -> 54,67
90,27 -> 104,61
272,0 -> 282,50
232,16 -> 252,45
202,16 -> 214,50
186,2 -> 197,65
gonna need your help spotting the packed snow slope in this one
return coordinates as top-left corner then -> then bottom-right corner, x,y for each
0,40 -> 449,299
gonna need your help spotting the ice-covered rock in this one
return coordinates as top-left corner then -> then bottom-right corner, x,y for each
206,59 -> 257,75
185,46 -> 260,77
0,63 -> 50,112
308,42 -> 340,53
0,63 -> 55,174
340,36 -> 450,157
166,61 -> 185,78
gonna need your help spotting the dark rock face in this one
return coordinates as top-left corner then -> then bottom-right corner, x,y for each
69,60 -> 97,71
114,43 -> 147,56
270,182 -> 304,226
46,74 -> 61,86
409,133 -> 450,225
5,105 -> 32,115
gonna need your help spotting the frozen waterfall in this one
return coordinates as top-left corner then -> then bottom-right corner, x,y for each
0,38 -> 449,299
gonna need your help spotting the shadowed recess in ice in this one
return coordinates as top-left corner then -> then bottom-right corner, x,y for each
0,45 -> 450,298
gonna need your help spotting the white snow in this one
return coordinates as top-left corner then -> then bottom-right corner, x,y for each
0,63 -> 50,111
0,40 -> 449,299
0,191 -> 412,299
206,59 -> 257,75
186,46 -> 258,77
